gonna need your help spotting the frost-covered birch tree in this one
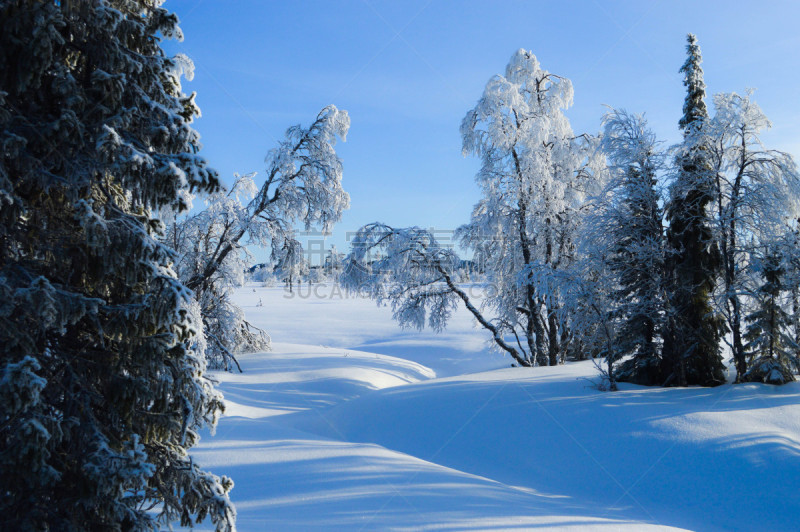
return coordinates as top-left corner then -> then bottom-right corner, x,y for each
458,49 -> 594,366
181,105 -> 349,297
325,244 -> 345,278
344,50 -> 596,368
168,106 -> 349,367
0,1 -> 234,529
165,173 -> 270,371
273,236 -> 308,293
702,91 -> 800,381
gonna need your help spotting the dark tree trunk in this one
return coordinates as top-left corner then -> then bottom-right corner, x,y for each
547,311 -> 559,366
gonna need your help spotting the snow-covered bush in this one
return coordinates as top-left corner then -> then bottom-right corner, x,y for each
166,173 -> 270,370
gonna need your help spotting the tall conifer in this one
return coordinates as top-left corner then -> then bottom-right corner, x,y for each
661,34 -> 726,387
0,1 -> 235,529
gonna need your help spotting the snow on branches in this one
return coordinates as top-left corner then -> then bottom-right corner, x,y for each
342,223 -> 533,366
343,223 -> 461,332
458,49 -> 597,367
0,1 -> 234,528
182,105 -> 349,296
168,106 -> 349,369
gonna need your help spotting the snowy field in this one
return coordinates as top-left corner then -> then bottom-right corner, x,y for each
187,284 -> 800,531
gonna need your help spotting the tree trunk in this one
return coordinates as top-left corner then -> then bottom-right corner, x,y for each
547,310 -> 559,366
437,265 -> 532,367
731,294 -> 745,381
534,302 -> 547,366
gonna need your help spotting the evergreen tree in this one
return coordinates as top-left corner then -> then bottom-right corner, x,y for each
742,251 -> 799,384
784,222 -> 800,353
678,35 -> 708,132
661,34 -> 726,386
0,1 -> 234,529
701,91 -> 800,382
595,110 -> 667,385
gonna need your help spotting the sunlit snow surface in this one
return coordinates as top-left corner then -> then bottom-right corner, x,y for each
186,285 -> 800,531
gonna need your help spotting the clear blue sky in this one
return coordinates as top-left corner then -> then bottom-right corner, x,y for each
164,0 -> 800,263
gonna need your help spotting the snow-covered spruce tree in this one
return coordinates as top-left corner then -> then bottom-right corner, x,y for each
0,1 -> 234,530
592,109 -> 667,385
165,173 -> 270,371
661,34 -> 726,387
742,250 -> 799,383
702,91 -> 800,381
458,49 -> 594,366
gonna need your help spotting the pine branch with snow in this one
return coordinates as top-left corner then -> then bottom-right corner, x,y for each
0,1 -> 234,528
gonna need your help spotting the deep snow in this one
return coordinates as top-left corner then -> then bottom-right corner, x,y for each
186,284 -> 800,531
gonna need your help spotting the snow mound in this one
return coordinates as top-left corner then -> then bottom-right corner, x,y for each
213,343 -> 435,419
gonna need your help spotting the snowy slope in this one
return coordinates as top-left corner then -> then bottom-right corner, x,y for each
233,283 -> 509,377
186,285 -> 800,531
289,364 -> 800,531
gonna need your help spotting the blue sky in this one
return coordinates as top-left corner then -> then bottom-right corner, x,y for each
164,0 -> 800,262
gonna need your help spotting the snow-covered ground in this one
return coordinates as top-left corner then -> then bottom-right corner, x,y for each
188,284 -> 800,531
